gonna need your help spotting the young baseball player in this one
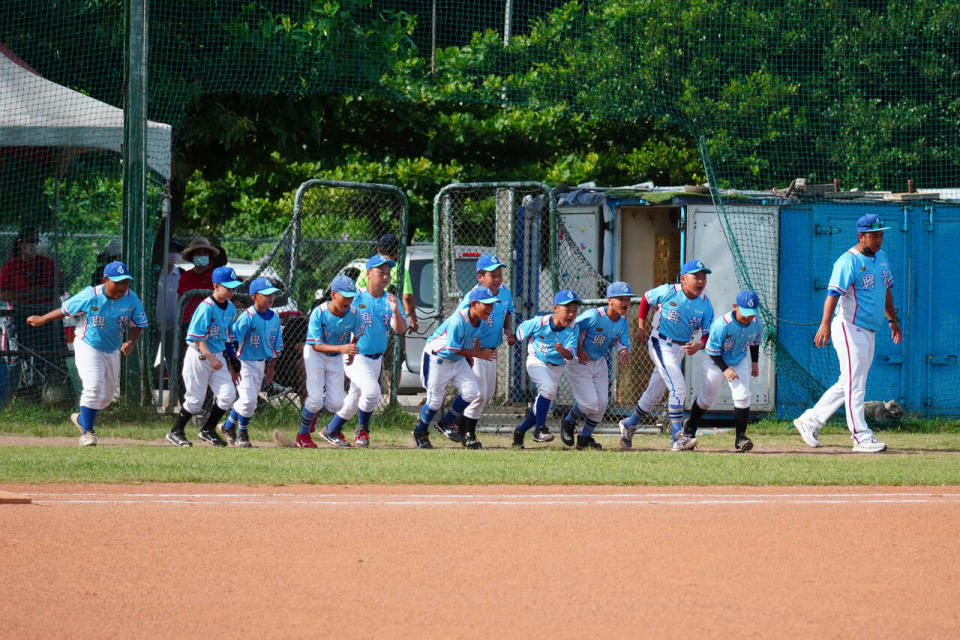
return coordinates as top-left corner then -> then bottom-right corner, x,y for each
434,254 -> 517,442
321,254 -> 407,447
413,286 -> 499,449
675,290 -> 764,453
297,275 -> 362,449
512,289 -> 580,449
217,277 -> 284,448
26,261 -> 147,446
793,214 -> 901,453
560,282 -> 633,450
166,266 -> 242,447
618,260 -> 714,450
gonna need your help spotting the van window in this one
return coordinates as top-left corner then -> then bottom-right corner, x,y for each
410,258 -> 486,308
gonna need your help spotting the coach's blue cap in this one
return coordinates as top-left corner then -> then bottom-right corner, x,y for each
736,290 -> 759,317
366,254 -> 397,270
553,289 -> 580,306
249,277 -> 280,296
211,266 -> 242,288
606,281 -> 633,298
469,286 -> 499,304
103,261 -> 133,282
680,259 -> 712,276
330,274 -> 358,298
476,254 -> 505,272
857,213 -> 891,233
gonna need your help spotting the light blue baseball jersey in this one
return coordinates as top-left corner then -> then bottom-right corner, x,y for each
645,283 -> 714,343
305,302 -> 362,357
704,312 -> 764,366
62,285 -> 148,353
828,247 -> 894,332
425,308 -> 484,362
456,284 -> 515,349
232,307 -> 284,360
353,289 -> 406,355
185,296 -> 236,353
575,306 -> 632,361
516,315 -> 579,366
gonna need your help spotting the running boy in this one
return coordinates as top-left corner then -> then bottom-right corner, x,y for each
618,260 -> 714,449
166,266 -> 242,447
27,261 -> 148,446
675,290 -> 763,453
298,275 -> 361,448
218,277 -> 284,448
561,282 -> 633,450
512,289 -> 580,449
413,286 -> 498,449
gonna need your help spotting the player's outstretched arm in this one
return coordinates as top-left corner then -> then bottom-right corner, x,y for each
27,308 -> 65,328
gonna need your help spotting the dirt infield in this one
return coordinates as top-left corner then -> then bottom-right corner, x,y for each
2,484 -> 959,639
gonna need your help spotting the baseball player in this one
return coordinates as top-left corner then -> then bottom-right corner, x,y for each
297,275 -> 362,449
561,282 -> 633,450
433,254 -> 517,442
618,260 -> 714,449
793,214 -> 901,453
217,277 -> 284,448
321,254 -> 407,447
675,290 -> 764,453
413,286 -> 499,449
166,266 -> 242,447
512,289 -> 580,449
26,261 -> 147,446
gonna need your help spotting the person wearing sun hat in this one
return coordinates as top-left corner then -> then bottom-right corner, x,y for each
177,236 -> 220,326
27,260 -> 148,446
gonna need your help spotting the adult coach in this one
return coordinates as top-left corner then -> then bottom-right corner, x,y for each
793,214 -> 901,453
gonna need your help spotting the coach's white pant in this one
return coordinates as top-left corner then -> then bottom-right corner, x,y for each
799,317 -> 876,444
696,357 -> 752,410
302,346 -> 346,415
338,353 -> 382,419
232,360 -> 265,418
637,336 -> 687,412
74,338 -> 120,411
421,352 -> 482,419
466,356 -> 498,417
565,357 -> 609,422
181,348 -> 237,415
525,348 -> 566,401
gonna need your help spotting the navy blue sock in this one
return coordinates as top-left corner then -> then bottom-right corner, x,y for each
237,414 -> 251,433
534,395 -> 552,428
357,409 -> 373,432
581,419 -> 599,438
79,406 -> 98,433
223,409 -> 239,432
566,403 -> 586,425
516,410 -> 536,433
299,408 -> 316,435
414,420 -> 430,436
419,406 -> 437,425
324,414 -> 347,436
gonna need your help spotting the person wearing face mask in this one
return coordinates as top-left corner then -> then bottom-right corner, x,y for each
177,237 -> 219,327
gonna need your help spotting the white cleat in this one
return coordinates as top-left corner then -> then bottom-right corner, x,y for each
852,436 -> 886,453
619,420 -> 637,449
671,434 -> 697,451
793,418 -> 820,448
78,431 -> 97,447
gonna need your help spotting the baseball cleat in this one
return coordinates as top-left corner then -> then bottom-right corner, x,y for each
793,417 -> 820,448
619,419 -> 637,449
532,427 -> 554,443
576,435 -> 602,450
560,417 -> 576,447
461,433 -> 482,449
512,429 -> 526,449
433,421 -> 461,443
413,431 -> 434,449
78,431 -> 97,447
218,424 -> 238,446
165,430 -> 192,447
295,433 -> 318,448
197,428 -> 227,447
735,436 -> 754,453
236,430 -> 253,448
320,430 -> 351,448
671,434 -> 697,451
851,436 -> 886,453
354,430 -> 371,448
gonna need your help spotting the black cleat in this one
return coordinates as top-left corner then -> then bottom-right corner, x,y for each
512,429 -> 526,449
165,430 -> 192,447
532,427 -> 554,443
735,436 -> 754,453
414,431 -> 435,449
462,433 -> 483,449
197,428 -> 227,447
560,417 -> 576,447
576,435 -> 602,450
236,430 -> 253,448
433,421 -> 461,443
218,424 -> 237,446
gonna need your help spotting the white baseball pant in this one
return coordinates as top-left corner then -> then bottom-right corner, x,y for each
565,357 -> 609,422
302,346 -> 347,415
525,348 -> 566,401
337,353 -> 382,419
421,352 -> 482,418
181,347 -> 237,414
696,356 -> 752,410
233,359 -> 265,418
73,338 -> 120,410
637,336 -> 688,412
798,316 -> 877,444
466,356 -> 498,417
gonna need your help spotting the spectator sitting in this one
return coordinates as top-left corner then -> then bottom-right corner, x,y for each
177,236 -> 219,328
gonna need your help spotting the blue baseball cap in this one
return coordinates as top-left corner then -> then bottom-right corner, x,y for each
680,259 -> 712,276
606,281 -> 633,298
736,290 -> 760,316
366,254 -> 397,270
211,266 -> 242,288
330,274 -> 358,298
249,277 -> 280,296
553,289 -> 581,306
857,213 -> 891,233
103,261 -> 133,282
476,254 -> 506,272
469,286 -> 499,304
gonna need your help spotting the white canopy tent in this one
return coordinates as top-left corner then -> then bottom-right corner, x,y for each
0,46 -> 172,178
